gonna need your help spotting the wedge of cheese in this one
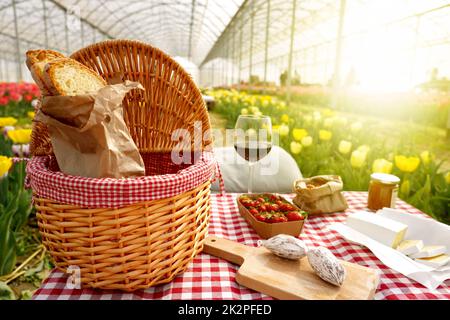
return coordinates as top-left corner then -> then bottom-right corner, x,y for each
397,240 -> 424,256
409,245 -> 446,259
415,254 -> 450,268
346,212 -> 408,248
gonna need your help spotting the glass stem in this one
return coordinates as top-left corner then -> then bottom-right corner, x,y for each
248,162 -> 255,194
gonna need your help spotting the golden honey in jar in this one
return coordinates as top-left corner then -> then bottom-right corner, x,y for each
367,173 -> 400,211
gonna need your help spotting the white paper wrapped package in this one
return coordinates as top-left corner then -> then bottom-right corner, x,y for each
329,208 -> 450,290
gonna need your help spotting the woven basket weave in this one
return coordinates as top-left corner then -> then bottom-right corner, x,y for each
29,40 -> 213,291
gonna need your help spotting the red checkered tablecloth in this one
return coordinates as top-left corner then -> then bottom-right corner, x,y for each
32,192 -> 450,300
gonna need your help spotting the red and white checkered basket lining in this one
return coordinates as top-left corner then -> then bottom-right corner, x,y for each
26,151 -> 219,208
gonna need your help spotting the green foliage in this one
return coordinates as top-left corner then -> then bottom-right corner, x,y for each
0,207 -> 17,276
0,160 -> 33,276
0,281 -> 15,300
0,135 -> 13,157
0,90 -> 47,297
0,100 -> 34,120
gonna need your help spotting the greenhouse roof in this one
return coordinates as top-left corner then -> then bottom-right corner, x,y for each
0,0 -> 449,87
0,0 -> 243,65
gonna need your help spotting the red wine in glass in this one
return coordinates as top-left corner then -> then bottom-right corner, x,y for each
234,141 -> 272,162
234,115 -> 272,193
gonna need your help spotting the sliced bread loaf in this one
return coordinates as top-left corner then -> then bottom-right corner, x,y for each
43,58 -> 106,95
26,49 -> 65,69
26,50 -> 66,95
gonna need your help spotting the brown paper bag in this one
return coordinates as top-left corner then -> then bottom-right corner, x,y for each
35,81 -> 146,178
293,175 -> 348,215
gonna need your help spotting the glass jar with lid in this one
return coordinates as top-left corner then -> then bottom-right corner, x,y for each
367,173 -> 400,211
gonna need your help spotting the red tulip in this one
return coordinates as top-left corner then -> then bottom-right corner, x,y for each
9,92 -> 21,102
0,96 -> 9,105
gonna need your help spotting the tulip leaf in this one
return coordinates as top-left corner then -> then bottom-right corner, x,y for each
12,190 -> 32,232
0,210 -> 17,276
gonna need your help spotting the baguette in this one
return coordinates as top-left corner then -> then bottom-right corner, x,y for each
42,58 -> 106,95
26,50 -> 66,95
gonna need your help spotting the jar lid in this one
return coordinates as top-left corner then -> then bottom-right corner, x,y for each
370,173 -> 400,185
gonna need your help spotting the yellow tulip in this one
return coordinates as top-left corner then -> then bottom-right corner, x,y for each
319,130 -> 332,141
240,108 -> 249,115
0,117 -> 18,127
395,155 -> 420,173
290,141 -> 302,155
338,140 -> 352,155
350,150 -> 367,168
322,109 -> 335,117
372,159 -> 393,174
278,124 -> 289,137
261,95 -> 272,103
351,122 -> 363,133
27,111 -> 36,119
246,128 -> 257,138
272,125 -> 288,137
292,128 -> 308,141
281,114 -> 290,123
420,151 -> 431,165
7,128 -> 32,144
400,180 -> 410,197
445,172 -> 450,184
277,102 -> 286,110
357,145 -> 371,154
301,136 -> 313,147
250,106 -> 259,114
0,156 -> 12,177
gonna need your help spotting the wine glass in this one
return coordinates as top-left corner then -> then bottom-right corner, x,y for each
234,115 -> 272,193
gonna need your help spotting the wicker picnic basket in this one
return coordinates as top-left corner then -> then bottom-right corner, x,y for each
27,40 -> 215,291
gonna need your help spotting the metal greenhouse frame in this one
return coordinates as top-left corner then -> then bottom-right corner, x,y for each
0,0 -> 449,100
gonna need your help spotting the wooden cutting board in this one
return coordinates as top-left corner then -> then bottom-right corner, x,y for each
203,236 -> 379,300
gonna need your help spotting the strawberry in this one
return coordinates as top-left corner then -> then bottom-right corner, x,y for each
249,208 -> 259,215
268,215 -> 288,223
265,216 -> 273,223
254,214 -> 266,222
275,200 -> 284,206
246,201 -> 259,207
241,200 -> 252,208
279,203 -> 294,211
286,211 -> 303,221
259,204 -> 267,211
256,197 -> 265,203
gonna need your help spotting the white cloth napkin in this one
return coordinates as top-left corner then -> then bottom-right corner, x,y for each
329,208 -> 450,290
